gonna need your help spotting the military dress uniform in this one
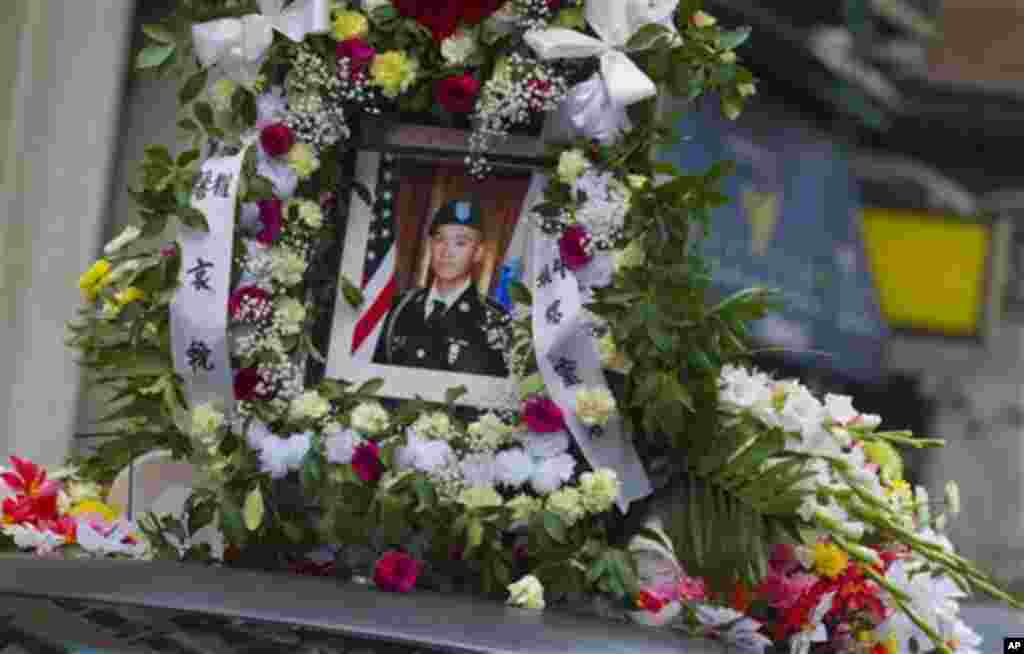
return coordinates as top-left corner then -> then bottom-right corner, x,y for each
372,283 -> 510,377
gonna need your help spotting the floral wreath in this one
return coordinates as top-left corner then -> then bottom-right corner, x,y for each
1,1 -> 1017,653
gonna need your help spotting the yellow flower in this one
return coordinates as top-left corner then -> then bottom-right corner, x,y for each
885,478 -> 912,501
68,499 -> 120,522
333,10 -> 369,40
114,286 -> 146,306
811,541 -> 849,578
371,50 -> 418,98
78,259 -> 113,301
287,142 -> 320,179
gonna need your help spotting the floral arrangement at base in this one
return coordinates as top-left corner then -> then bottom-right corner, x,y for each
8,1 -> 1019,653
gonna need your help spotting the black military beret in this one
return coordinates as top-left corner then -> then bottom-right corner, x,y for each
430,199 -> 483,233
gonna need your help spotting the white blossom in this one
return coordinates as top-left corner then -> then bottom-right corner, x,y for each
351,402 -> 391,435
529,452 -> 576,494
494,448 -> 535,487
397,433 -> 455,473
325,428 -> 362,464
258,432 -> 312,479
507,574 -> 545,609
441,28 -> 479,65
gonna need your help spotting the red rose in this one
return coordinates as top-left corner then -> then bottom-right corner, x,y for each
392,0 -> 504,41
373,550 -> 422,593
435,74 -> 482,114
256,198 -> 284,245
351,441 -> 383,483
234,367 -> 273,401
636,589 -> 668,613
336,37 -> 376,75
522,396 -> 566,433
228,285 -> 271,322
260,122 -> 295,158
558,224 -> 592,271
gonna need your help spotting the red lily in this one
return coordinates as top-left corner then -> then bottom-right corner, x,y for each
1,456 -> 59,498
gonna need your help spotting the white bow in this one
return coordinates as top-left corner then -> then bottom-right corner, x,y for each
192,0 -> 331,85
525,0 -> 678,107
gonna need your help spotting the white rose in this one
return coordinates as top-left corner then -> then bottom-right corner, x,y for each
557,149 -> 588,184
397,433 -> 455,473
507,574 -> 545,610
325,428 -> 362,464
191,403 -> 225,437
529,452 -> 576,495
441,28 -> 479,64
104,225 -> 142,255
460,452 -> 499,488
258,433 -> 311,478
289,390 -> 331,421
275,297 -> 307,335
351,402 -> 390,434
574,387 -> 616,427
494,448 -> 535,487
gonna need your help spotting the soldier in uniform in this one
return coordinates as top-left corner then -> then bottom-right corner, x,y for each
372,199 -> 510,377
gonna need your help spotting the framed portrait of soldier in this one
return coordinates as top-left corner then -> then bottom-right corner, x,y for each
325,120 -> 547,408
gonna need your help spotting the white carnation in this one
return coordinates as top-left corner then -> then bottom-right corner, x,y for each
530,452 -> 576,494
258,432 -> 311,479
275,296 -> 306,335
557,149 -> 588,184
574,387 -> 616,427
397,433 -> 455,473
441,28 -> 478,64
351,402 -> 391,434
289,390 -> 331,421
494,448 -> 535,487
270,247 -> 307,287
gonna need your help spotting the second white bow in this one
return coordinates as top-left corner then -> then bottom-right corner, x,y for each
192,0 -> 331,85
525,0 -> 679,108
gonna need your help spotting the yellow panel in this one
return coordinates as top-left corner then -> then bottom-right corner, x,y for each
861,209 -> 990,335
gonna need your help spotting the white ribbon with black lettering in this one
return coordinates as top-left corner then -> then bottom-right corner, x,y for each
531,226 -> 652,512
171,149 -> 247,410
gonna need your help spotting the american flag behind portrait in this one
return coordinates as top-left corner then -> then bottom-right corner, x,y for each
350,155 -> 397,361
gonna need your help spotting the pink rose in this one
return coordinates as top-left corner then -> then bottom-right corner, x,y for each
558,224 -> 592,271
260,123 -> 295,158
351,441 -> 383,483
522,396 -> 566,433
256,198 -> 284,245
336,38 -> 376,75
373,550 -> 422,593
435,74 -> 482,114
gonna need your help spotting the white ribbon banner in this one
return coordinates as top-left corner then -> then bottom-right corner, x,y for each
192,0 -> 331,85
530,226 -> 652,512
171,149 -> 248,411
525,0 -> 678,108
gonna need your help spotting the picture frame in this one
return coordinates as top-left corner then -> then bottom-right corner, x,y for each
323,118 -> 550,409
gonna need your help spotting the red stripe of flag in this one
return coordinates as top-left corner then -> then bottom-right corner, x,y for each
352,274 -> 397,354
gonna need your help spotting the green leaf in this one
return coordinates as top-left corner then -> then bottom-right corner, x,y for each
243,486 -> 265,531
718,26 -> 752,51
177,118 -> 200,132
445,385 -> 468,405
142,24 -> 176,44
219,495 -> 247,544
179,69 -> 208,106
509,281 -> 532,306
144,145 -> 174,167
176,149 -> 201,169
136,44 -> 175,70
178,207 -> 209,232
627,23 -> 673,52
542,511 -> 568,544
555,7 -> 586,30
356,378 -> 385,397
187,496 -> 216,535
341,275 -> 364,307
194,102 -> 215,128
231,87 -> 258,128
467,518 -> 484,551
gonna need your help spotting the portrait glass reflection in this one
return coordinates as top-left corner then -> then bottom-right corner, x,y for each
348,155 -> 535,381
